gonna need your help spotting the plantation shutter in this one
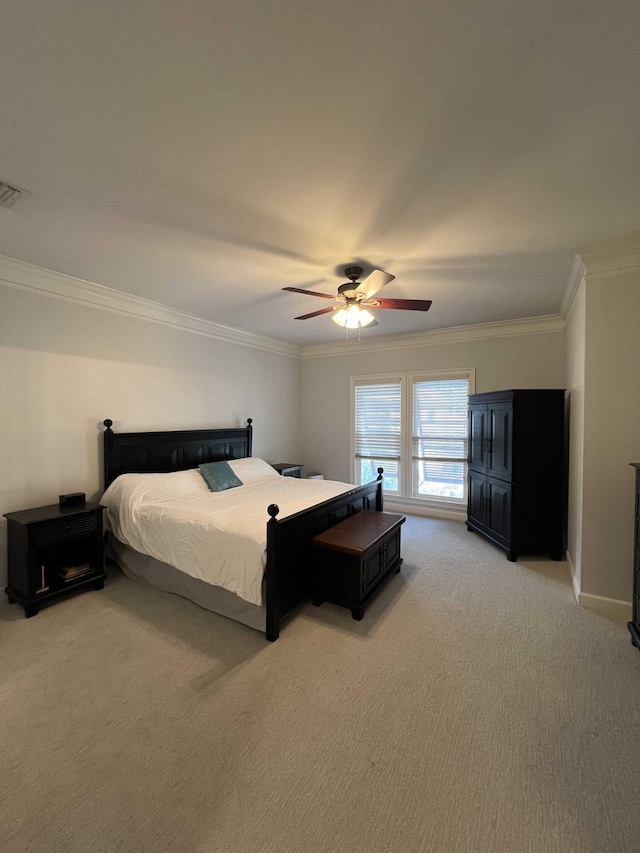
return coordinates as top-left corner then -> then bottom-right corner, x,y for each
412,378 -> 469,479
354,381 -> 402,462
354,380 -> 402,490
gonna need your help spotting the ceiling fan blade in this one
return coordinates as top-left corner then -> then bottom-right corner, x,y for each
294,306 -> 336,320
356,269 -> 395,299
372,298 -> 433,312
282,287 -> 335,299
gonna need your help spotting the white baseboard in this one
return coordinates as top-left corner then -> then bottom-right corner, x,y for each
578,592 -> 632,623
565,550 -> 581,603
565,549 -> 631,622
383,498 -> 466,522
567,551 -> 633,622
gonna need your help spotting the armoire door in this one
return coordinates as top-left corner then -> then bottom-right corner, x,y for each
469,405 -> 489,471
487,476 -> 512,543
468,470 -> 488,527
488,404 -> 512,479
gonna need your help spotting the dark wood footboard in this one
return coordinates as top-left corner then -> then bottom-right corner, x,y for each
265,471 -> 383,641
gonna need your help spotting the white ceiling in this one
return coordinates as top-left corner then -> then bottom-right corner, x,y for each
1,0 -> 638,345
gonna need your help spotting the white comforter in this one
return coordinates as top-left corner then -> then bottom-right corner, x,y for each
101,463 -> 355,606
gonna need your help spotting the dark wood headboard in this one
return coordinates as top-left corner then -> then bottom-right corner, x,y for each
103,418 -> 253,488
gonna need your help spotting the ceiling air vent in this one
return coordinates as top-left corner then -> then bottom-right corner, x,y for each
0,180 -> 23,208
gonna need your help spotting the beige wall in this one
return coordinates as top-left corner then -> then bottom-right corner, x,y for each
580,262 -> 640,603
300,330 -> 566,483
565,279 -> 586,592
0,285 -> 301,587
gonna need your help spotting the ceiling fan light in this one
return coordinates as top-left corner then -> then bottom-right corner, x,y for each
332,305 -> 376,329
345,304 -> 362,328
358,308 -> 375,327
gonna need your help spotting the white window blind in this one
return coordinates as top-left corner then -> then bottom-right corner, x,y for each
412,378 -> 469,501
354,380 -> 401,491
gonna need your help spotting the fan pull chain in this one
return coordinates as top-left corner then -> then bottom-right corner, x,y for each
344,325 -> 363,341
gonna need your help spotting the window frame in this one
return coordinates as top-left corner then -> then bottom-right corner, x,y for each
351,368 -> 475,507
407,369 -> 475,505
350,373 -> 404,494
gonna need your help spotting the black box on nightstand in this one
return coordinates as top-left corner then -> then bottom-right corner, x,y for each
59,492 -> 86,508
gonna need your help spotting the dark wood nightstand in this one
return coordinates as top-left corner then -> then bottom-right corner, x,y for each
3,503 -> 106,617
272,463 -> 303,478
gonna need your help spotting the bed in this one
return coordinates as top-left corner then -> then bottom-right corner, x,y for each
101,418 -> 383,641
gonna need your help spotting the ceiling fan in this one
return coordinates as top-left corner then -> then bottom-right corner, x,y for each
282,266 -> 432,329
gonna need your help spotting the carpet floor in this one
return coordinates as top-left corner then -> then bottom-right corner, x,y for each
1,516 -> 640,853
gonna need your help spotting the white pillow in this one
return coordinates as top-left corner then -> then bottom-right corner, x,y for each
101,469 -> 209,507
228,457 -> 280,484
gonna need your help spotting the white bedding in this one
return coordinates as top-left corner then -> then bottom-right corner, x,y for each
101,461 -> 355,606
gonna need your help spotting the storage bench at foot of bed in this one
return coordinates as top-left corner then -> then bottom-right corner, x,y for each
311,511 -> 405,621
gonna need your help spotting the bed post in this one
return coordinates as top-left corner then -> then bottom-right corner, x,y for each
103,419 -> 114,490
376,467 -> 384,512
265,503 -> 280,642
246,418 -> 253,457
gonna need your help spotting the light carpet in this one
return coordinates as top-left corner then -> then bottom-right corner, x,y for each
1,516 -> 640,853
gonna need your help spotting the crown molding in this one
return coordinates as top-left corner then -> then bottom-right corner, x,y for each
0,254 -> 301,358
300,314 -> 565,359
578,229 -> 640,276
560,253 -> 586,319
0,253 -> 572,361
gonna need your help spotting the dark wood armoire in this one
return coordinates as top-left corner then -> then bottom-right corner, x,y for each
466,389 -> 565,562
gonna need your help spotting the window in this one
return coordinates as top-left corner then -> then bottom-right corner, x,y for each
352,369 -> 474,505
411,375 -> 469,502
353,377 -> 402,493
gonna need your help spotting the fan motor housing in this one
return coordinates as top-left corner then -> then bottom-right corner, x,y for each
337,283 -> 358,296
344,265 -> 363,282
338,266 -> 363,297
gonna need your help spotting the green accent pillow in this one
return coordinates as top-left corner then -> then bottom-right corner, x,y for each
198,461 -> 243,492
